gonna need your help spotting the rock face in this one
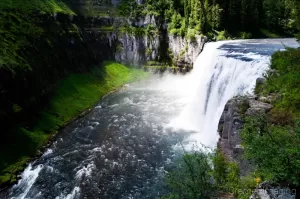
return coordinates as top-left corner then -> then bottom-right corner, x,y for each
218,94 -> 297,199
168,35 -> 207,66
218,96 -> 273,176
68,0 -> 207,68
82,15 -> 206,68
218,97 -> 251,176
245,99 -> 273,116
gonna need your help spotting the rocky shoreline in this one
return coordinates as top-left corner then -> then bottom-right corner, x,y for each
217,78 -> 296,199
218,94 -> 272,174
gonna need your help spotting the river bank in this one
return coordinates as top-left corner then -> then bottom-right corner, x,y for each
217,45 -> 300,199
0,61 -> 148,189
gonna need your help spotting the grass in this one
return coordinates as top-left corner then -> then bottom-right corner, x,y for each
0,0 -> 75,15
0,61 -> 149,186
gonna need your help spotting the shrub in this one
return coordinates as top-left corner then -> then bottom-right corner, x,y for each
186,28 -> 198,41
216,30 -> 229,41
241,115 -> 300,186
240,32 -> 252,39
163,149 -> 257,199
237,97 -> 250,114
164,151 -> 215,199
259,49 -> 300,112
269,108 -> 293,126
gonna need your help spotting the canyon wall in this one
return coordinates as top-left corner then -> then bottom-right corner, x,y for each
81,15 -> 206,68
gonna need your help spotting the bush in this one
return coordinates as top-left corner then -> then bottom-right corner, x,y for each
186,28 -> 198,41
216,30 -> 230,41
240,32 -> 252,39
269,108 -> 293,126
237,97 -> 250,114
241,115 -> 300,186
259,49 -> 300,112
163,149 -> 257,199
164,151 -> 215,199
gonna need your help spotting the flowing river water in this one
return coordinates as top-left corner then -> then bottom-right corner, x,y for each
2,39 -> 299,199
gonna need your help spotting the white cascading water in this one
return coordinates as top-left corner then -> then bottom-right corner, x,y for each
11,164 -> 43,199
171,40 -> 271,147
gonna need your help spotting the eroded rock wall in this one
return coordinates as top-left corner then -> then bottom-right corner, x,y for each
81,14 -> 206,68
218,94 -> 297,199
218,96 -> 272,176
168,35 -> 206,67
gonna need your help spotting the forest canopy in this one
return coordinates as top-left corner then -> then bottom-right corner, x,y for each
123,0 -> 300,39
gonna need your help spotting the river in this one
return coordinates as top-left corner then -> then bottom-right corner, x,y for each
2,39 -> 299,199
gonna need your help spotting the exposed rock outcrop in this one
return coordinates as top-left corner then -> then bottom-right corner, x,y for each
70,0 -> 207,68
245,99 -> 273,116
168,35 -> 207,66
80,11 -> 206,68
218,92 -> 297,199
218,96 -> 273,176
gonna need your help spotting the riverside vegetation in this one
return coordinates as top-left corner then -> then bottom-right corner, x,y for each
242,48 -> 300,187
0,0 -> 150,187
0,60 -> 148,185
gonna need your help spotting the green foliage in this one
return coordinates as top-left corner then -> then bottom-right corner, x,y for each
145,24 -> 159,36
186,28 -> 198,41
243,48 -> 300,187
241,114 -> 300,186
146,48 -> 152,56
216,30 -> 231,41
211,149 -> 228,187
121,25 -> 147,36
240,32 -> 252,39
211,150 -> 257,199
237,97 -> 250,114
259,29 -> 282,38
0,0 -> 75,14
163,149 -> 257,199
164,151 -> 214,199
259,48 -> 300,111
0,62 -> 148,187
117,0 -> 143,18
0,11 -> 43,73
12,104 -> 22,113
167,0 -> 221,37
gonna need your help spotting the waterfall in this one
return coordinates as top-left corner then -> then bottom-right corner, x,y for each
172,39 -> 298,147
